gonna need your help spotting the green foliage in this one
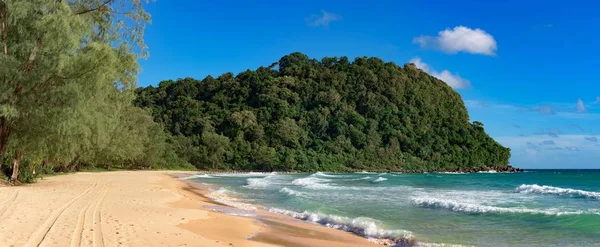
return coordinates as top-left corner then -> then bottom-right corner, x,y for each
0,1 -> 190,183
134,53 -> 511,172
17,160 -> 37,183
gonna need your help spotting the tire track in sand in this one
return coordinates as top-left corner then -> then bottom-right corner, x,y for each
92,186 -> 109,247
0,190 -> 19,218
69,184 -> 108,247
24,180 -> 100,247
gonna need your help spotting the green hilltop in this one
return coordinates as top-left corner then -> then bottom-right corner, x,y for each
134,53 -> 512,172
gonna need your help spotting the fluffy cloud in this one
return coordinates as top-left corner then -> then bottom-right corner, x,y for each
413,26 -> 497,55
409,57 -> 471,89
576,98 -> 587,113
306,10 -> 341,27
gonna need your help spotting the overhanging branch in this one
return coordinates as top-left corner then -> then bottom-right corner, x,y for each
74,0 -> 113,15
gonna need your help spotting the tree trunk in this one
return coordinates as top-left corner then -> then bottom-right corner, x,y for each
0,119 -> 10,171
10,152 -> 23,183
67,156 -> 80,171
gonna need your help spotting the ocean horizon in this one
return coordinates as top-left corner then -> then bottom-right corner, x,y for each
183,169 -> 600,247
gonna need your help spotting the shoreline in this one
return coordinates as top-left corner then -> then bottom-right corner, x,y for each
0,171 -> 384,247
177,173 -> 409,246
172,172 -> 392,246
179,173 -> 439,247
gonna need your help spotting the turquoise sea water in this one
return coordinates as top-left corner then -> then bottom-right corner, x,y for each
186,170 -> 600,246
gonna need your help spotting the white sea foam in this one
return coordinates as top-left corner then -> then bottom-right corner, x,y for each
343,176 -> 373,181
411,196 -> 600,216
268,208 -> 413,242
515,184 -> 600,200
478,170 -> 497,173
279,187 -> 307,197
244,177 -> 272,189
243,173 -> 279,189
291,176 -> 334,189
372,177 -> 388,183
179,174 -> 213,180
439,172 -> 466,175
206,188 -> 257,211
313,172 -> 344,178
355,171 -> 376,174
213,172 -> 269,177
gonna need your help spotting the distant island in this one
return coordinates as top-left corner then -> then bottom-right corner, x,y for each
135,53 -> 517,173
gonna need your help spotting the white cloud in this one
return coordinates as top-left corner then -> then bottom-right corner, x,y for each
306,10 -> 341,27
576,98 -> 587,113
409,57 -> 471,89
413,26 -> 497,56
596,96 -> 600,103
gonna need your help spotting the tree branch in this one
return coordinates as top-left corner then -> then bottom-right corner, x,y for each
74,0 -> 113,15
23,38 -> 41,73
1,0 -> 8,85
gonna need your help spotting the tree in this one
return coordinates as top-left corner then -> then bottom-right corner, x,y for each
0,0 -> 151,182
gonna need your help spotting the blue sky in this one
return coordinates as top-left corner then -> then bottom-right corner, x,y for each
138,0 -> 600,169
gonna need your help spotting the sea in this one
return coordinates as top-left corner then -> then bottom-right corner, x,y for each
182,170 -> 600,247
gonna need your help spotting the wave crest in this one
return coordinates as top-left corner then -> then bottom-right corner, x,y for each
313,172 -> 343,178
244,173 -> 278,189
179,174 -> 213,180
372,177 -> 388,183
268,208 -> 413,242
411,196 -> 600,216
206,188 -> 257,211
291,176 -> 333,189
279,187 -> 306,197
515,184 -> 600,200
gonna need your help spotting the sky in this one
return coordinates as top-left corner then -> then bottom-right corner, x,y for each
137,0 -> 600,169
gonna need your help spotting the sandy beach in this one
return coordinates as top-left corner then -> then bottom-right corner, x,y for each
0,171 -> 380,247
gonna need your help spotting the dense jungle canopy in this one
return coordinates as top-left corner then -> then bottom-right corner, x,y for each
134,52 -> 511,172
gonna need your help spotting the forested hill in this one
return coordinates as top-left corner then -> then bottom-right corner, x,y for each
134,53 -> 512,172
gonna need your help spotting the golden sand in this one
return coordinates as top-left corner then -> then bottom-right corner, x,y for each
0,171 -> 380,247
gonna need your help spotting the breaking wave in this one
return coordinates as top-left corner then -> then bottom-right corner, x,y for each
291,176 -> 334,189
213,172 -> 270,177
244,173 -> 278,189
515,184 -> 600,200
313,172 -> 344,178
179,174 -> 214,180
268,208 -> 413,243
279,187 -> 307,197
372,177 -> 388,183
206,188 -> 257,211
411,196 -> 600,216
